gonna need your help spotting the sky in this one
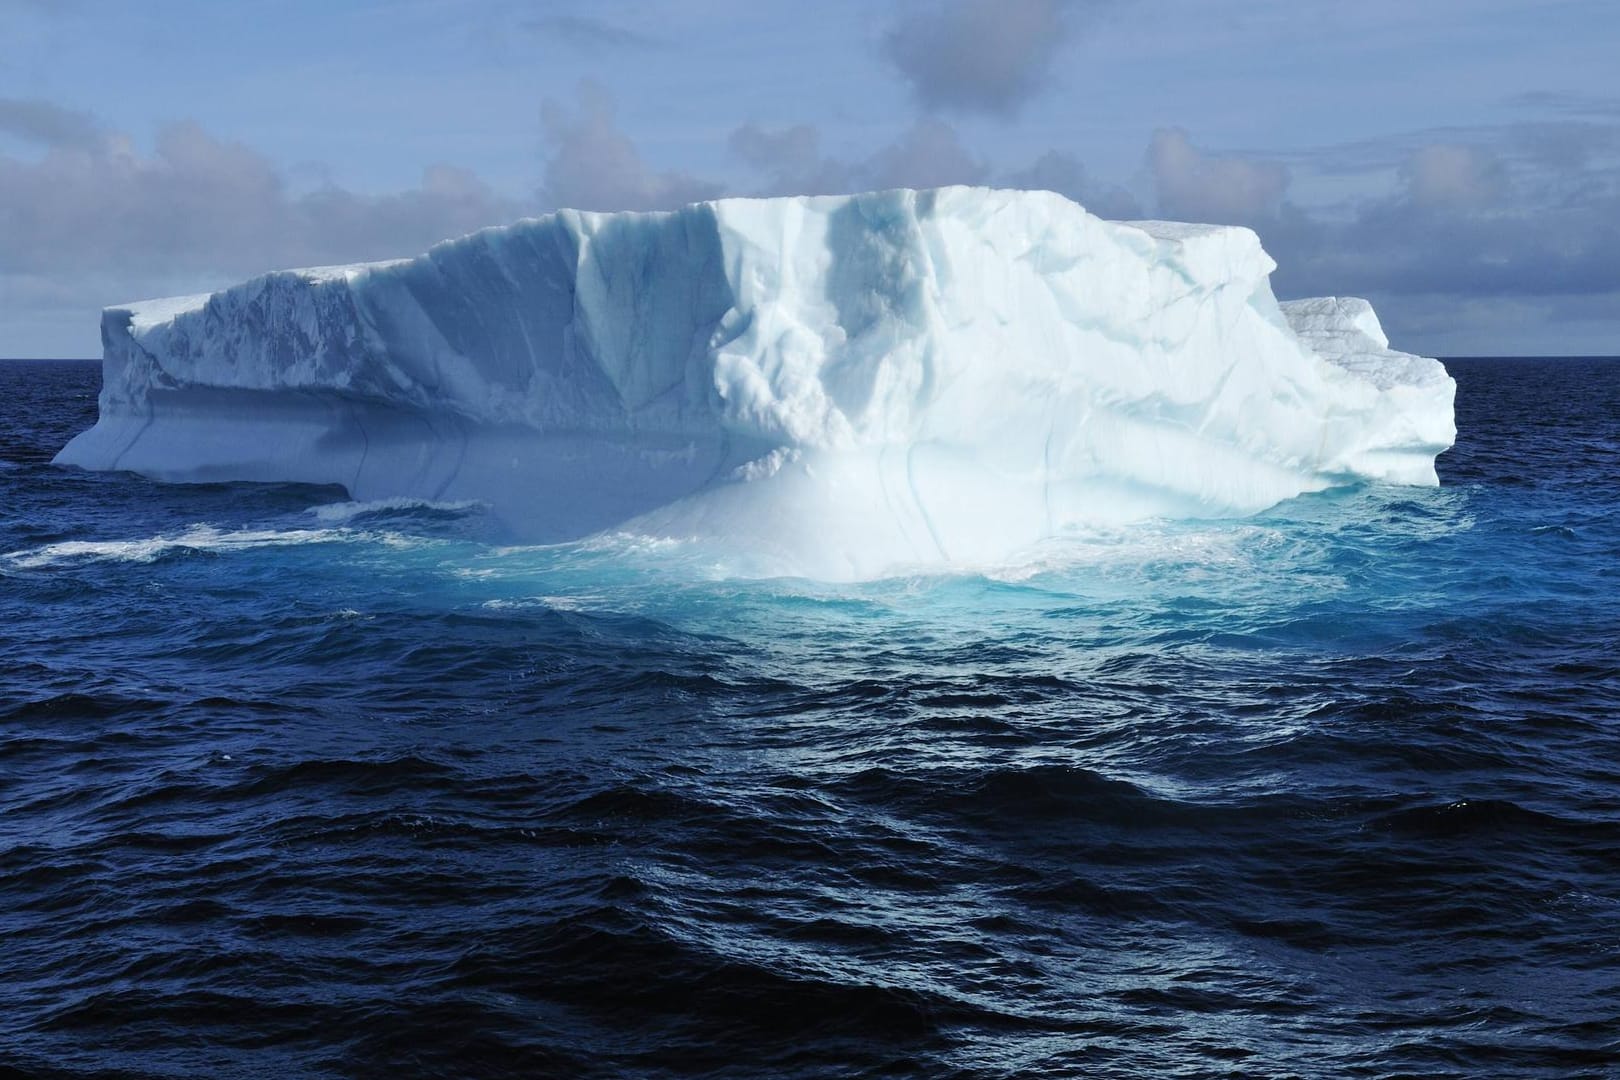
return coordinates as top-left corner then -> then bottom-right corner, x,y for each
2,0 -> 1617,357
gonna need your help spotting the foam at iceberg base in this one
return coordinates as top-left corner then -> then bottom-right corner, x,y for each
56,187 -> 1455,579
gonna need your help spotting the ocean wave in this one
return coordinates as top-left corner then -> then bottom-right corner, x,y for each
308,497 -> 486,523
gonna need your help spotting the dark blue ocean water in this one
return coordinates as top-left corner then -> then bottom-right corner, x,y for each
2,357 -> 1617,1079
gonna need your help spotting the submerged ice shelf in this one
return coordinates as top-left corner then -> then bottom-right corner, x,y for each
56,187 -> 1454,579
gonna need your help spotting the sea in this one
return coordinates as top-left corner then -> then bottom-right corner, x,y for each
1,356 -> 1616,1079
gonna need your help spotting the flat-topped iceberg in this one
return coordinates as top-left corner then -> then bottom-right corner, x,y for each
56,187 -> 1454,578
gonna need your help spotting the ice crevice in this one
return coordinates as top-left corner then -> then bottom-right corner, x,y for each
55,186 -> 1455,580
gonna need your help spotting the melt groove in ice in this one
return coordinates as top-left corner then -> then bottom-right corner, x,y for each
56,187 -> 1455,579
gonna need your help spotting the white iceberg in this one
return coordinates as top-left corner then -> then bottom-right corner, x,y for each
55,187 -> 1454,579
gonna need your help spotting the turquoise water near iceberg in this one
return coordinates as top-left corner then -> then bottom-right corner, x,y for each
2,357 -> 1617,1078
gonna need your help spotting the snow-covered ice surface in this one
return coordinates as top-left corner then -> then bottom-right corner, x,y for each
56,187 -> 1454,579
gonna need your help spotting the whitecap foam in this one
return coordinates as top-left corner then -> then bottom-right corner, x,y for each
480,594 -> 606,613
4,524 -> 386,569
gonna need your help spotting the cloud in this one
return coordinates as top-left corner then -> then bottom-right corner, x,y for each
0,119 -> 521,276
1398,142 -> 1507,210
0,104 -> 527,354
1303,120 -> 1618,299
1148,127 -> 1290,225
728,123 -> 854,196
521,14 -> 661,51
1002,149 -> 1142,219
863,117 -> 990,189
729,116 -> 1152,218
539,80 -> 722,211
1271,151 -> 1614,352
730,119 -> 1144,217
1288,174 -> 1620,302
883,0 -> 1072,115
1134,115 -> 1620,352
0,96 -> 101,150
730,118 -> 988,195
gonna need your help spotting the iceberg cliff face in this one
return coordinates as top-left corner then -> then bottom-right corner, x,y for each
56,187 -> 1455,578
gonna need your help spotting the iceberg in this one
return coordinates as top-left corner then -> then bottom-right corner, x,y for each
55,187 -> 1454,579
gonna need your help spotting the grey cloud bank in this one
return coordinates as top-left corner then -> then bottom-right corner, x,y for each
0,99 -> 523,357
